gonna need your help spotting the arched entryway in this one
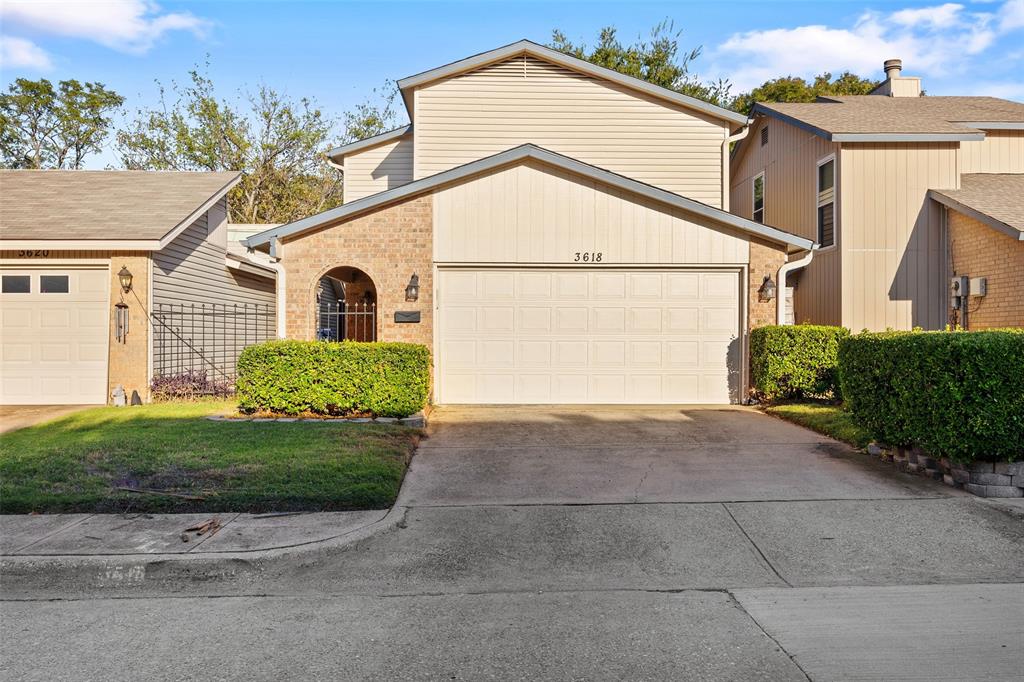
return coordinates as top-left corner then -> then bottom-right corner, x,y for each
316,266 -> 377,341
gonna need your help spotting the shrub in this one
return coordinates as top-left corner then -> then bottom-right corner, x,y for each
750,325 -> 850,400
838,329 -> 1024,463
235,340 -> 430,417
151,370 -> 233,400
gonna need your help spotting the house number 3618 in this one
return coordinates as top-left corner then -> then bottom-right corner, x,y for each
574,252 -> 602,262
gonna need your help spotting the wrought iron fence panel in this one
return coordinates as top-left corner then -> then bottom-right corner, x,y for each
318,301 -> 376,342
152,302 -> 274,385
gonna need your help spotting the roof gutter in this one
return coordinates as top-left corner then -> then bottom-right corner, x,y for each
777,247 -> 817,325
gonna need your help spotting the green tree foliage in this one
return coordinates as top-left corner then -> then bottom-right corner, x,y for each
0,78 -> 124,169
340,81 -> 403,143
548,20 -> 732,108
116,67 -> 343,224
731,72 -> 879,116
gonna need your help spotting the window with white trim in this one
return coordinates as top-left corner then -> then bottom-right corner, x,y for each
752,172 -> 765,224
816,157 -> 835,248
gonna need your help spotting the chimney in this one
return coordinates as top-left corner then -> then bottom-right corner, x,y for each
883,59 -> 902,80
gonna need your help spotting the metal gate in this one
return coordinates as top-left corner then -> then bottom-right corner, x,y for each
317,301 -> 376,342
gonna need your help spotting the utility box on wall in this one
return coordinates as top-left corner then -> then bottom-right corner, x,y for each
969,277 -> 987,297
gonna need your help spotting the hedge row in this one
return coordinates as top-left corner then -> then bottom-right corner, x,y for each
236,340 -> 430,418
750,325 -> 850,400
838,330 -> 1024,463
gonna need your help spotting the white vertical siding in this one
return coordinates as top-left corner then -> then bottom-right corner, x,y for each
415,55 -> 729,206
840,143 -> 957,331
730,117 -> 842,324
434,161 -> 749,265
959,131 -> 1024,174
342,134 -> 414,203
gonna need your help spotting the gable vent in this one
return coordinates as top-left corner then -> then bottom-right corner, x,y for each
760,126 -> 768,146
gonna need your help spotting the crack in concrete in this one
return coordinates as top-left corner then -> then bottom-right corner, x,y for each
725,590 -> 813,682
721,503 -> 793,588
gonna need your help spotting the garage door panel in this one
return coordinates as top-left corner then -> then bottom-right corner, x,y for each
438,269 -> 741,405
0,267 -> 108,404
481,271 -> 515,299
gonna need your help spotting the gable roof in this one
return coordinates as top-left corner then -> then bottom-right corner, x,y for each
244,144 -> 813,251
0,170 -> 240,250
929,174 -> 1024,241
395,39 -> 747,129
753,96 -> 1024,142
327,125 -> 412,162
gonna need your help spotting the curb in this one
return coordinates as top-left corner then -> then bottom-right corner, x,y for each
0,505 -> 410,595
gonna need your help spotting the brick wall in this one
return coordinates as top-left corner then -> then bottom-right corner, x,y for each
748,238 -> 788,328
281,195 -> 433,346
107,254 -> 151,402
948,209 -> 1024,329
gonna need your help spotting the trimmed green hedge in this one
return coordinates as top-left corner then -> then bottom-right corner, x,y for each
236,341 -> 430,417
838,330 -> 1024,463
750,325 -> 850,400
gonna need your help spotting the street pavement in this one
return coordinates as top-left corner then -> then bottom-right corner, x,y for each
2,405 -> 1022,681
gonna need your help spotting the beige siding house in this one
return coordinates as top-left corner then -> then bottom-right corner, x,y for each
251,41 -> 812,405
731,60 -> 1024,331
0,171 -> 277,405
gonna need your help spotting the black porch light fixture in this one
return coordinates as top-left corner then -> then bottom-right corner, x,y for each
405,274 -> 420,302
118,265 -> 134,294
757,274 -> 776,302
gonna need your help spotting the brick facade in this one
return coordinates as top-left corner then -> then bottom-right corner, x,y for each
280,195 -> 434,346
748,238 -> 788,328
948,209 -> 1024,329
107,254 -> 151,402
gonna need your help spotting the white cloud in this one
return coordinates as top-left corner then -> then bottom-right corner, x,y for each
1000,0 -> 1024,30
713,1 -> 1021,92
0,0 -> 209,54
0,35 -> 54,71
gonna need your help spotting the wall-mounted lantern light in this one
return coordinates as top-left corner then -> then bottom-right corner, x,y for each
118,265 -> 133,294
757,274 -> 777,302
405,274 -> 420,302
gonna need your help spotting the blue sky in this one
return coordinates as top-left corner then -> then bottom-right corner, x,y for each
2,0 -> 1022,167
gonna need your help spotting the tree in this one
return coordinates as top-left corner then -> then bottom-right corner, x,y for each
548,21 -> 732,108
340,81 -> 402,144
731,72 -> 879,116
0,78 -> 124,169
117,67 -> 343,224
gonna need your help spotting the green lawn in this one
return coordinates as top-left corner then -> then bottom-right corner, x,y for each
0,401 -> 419,514
764,402 -> 874,449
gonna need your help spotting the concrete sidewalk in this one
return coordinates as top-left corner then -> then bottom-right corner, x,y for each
1,509 -> 385,556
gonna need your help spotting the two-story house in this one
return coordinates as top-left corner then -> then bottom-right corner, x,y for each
731,59 -> 1024,331
245,40 -> 813,405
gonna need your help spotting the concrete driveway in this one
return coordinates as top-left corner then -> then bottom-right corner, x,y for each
402,404 -> 942,505
0,404 -> 92,434
3,404 -> 1022,681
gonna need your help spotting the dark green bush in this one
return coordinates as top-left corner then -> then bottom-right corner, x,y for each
750,325 -> 850,400
838,330 -> 1024,463
236,340 -> 430,417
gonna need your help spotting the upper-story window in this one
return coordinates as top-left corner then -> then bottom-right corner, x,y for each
817,156 -> 835,248
752,172 -> 765,224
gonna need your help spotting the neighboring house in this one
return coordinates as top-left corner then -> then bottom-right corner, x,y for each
246,40 -> 813,405
0,171 -> 277,405
731,59 -> 1024,331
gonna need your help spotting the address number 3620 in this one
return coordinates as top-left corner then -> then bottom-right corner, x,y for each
573,252 -> 603,263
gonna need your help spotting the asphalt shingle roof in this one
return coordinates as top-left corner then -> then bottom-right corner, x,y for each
930,174 -> 1024,234
757,96 -> 1024,136
0,170 -> 240,242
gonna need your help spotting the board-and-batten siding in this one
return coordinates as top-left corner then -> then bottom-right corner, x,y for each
342,134 -> 414,203
434,161 -> 749,265
415,55 -> 728,207
730,117 -> 842,324
840,143 -> 956,331
959,130 -> 1024,174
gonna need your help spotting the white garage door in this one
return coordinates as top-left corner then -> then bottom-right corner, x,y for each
437,268 -> 742,404
0,266 -> 109,404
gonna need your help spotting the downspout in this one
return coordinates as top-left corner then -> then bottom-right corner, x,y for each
777,248 -> 816,325
722,125 -> 750,210
254,235 -> 287,339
